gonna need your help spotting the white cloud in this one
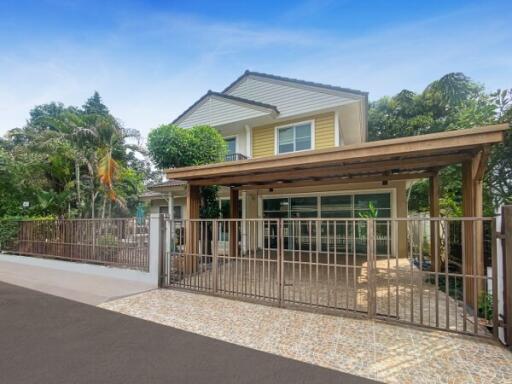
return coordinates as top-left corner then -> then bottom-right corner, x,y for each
1,3 -> 511,140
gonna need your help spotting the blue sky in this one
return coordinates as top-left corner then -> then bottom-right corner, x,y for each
1,0 -> 511,139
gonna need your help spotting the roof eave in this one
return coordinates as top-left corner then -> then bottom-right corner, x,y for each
222,70 -> 369,98
172,90 -> 279,126
164,124 -> 507,185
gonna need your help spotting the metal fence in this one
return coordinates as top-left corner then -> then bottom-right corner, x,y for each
0,218 -> 149,271
161,217 -> 501,339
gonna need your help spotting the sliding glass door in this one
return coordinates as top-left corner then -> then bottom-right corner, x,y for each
262,192 -> 392,255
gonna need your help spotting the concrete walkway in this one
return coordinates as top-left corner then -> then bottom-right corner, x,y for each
101,289 -> 512,384
0,282 -> 377,384
0,257 -> 154,305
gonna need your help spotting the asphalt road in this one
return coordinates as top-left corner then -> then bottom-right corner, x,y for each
0,281 -> 380,384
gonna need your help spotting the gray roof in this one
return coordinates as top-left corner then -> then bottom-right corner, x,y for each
147,179 -> 187,189
222,70 -> 368,96
140,179 -> 187,200
172,70 -> 368,126
139,190 -> 163,199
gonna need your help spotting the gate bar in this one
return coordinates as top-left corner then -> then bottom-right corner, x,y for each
503,205 -> 512,346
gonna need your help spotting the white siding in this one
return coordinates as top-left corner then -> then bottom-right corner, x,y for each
178,96 -> 270,128
339,102 -> 364,145
219,128 -> 249,157
227,76 -> 358,119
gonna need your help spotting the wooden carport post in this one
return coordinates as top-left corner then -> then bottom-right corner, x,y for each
502,205 -> 512,346
461,148 -> 488,309
229,188 -> 239,258
185,184 -> 200,273
429,173 -> 440,272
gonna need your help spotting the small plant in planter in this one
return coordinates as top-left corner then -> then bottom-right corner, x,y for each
358,202 -> 379,219
477,291 -> 493,322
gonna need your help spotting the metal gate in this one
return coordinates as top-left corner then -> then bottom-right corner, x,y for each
161,217 -> 501,339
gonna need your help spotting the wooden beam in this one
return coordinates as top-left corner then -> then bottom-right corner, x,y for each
190,153 -> 471,186
235,171 -> 435,191
472,146 -> 490,182
229,188 -> 239,259
166,124 -> 507,181
462,153 -> 486,310
429,173 -> 440,272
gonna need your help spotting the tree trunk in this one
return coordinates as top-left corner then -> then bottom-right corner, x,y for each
91,191 -> 96,219
101,195 -> 107,219
75,160 -> 81,216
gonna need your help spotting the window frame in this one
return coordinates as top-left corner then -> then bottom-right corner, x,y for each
274,120 -> 315,155
224,136 -> 237,155
261,189 -> 395,255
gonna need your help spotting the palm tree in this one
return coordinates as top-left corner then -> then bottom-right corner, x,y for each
94,115 -> 143,218
31,110 -> 97,216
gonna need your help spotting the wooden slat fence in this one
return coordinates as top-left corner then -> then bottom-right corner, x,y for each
0,218 -> 149,271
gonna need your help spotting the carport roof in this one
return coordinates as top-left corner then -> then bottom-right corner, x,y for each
165,124 -> 508,189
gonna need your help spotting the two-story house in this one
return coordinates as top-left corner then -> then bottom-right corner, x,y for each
144,70 -> 504,264
143,70 -> 507,333
143,71 -> 407,254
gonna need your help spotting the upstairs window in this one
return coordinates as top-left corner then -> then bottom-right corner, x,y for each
277,122 -> 313,154
225,137 -> 236,155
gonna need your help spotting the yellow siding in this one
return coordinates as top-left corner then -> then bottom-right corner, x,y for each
315,113 -> 335,149
252,112 -> 335,158
252,125 -> 275,158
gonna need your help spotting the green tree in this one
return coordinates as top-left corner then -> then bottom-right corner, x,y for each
486,89 -> 512,209
1,93 -> 147,219
148,124 -> 227,218
82,91 -> 110,116
148,124 -> 226,169
369,73 -> 510,215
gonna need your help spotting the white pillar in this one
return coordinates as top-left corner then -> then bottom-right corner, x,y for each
149,213 -> 162,287
166,192 -> 174,255
334,110 -> 341,146
245,125 -> 252,158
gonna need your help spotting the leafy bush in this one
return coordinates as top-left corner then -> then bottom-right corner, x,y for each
97,234 -> 118,247
0,220 -> 20,250
478,292 -> 493,321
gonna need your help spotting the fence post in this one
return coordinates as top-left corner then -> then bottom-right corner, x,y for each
367,219 -> 376,318
212,220 -> 218,294
278,219 -> 284,307
149,213 -> 162,288
502,205 -> 512,346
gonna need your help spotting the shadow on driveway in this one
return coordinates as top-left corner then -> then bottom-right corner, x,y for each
0,282 -> 380,384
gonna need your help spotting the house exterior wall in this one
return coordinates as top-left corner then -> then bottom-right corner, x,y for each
252,112 -> 335,158
218,126 -> 250,157
339,102 -> 365,144
236,180 -> 408,257
148,197 -> 186,216
148,181 -> 408,259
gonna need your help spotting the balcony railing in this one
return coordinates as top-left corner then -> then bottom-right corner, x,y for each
225,153 -> 248,161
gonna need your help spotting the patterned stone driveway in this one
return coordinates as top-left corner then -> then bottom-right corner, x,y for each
100,289 -> 512,384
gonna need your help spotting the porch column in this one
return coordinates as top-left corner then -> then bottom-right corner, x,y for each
229,188 -> 239,258
185,184 -> 200,273
429,173 -> 440,272
462,149 -> 487,309
396,181 -> 408,259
